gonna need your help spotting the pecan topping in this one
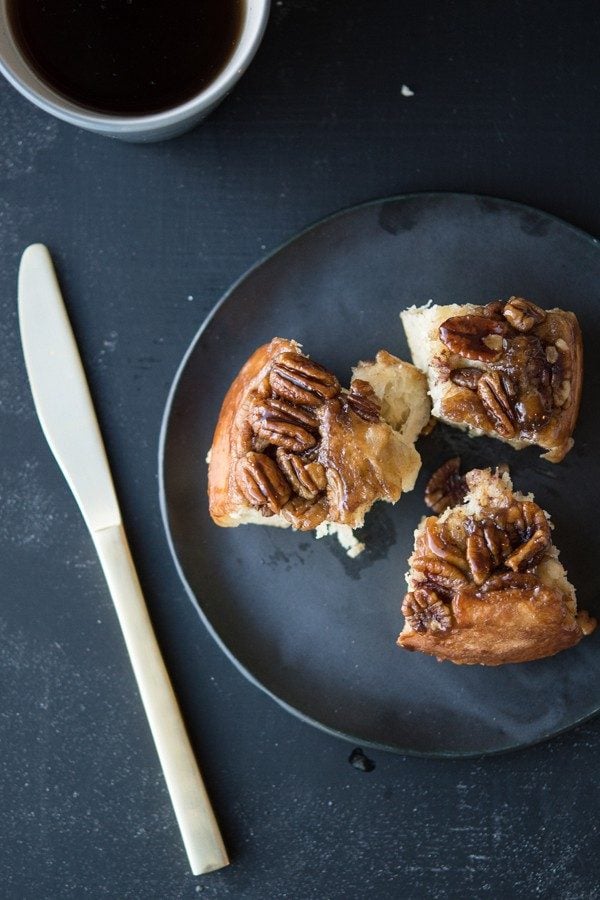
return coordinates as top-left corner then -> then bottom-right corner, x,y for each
424,458 -> 467,514
402,589 -> 452,634
412,555 -> 468,594
489,334 -> 553,431
276,448 -> 327,500
424,517 -> 469,573
502,296 -> 546,332
477,371 -> 516,437
505,530 -> 549,571
281,496 -> 328,530
250,397 -> 318,453
504,499 -> 550,542
344,379 -> 381,422
466,519 -> 512,586
439,314 -> 511,362
479,572 -> 539,593
270,352 -> 340,407
449,367 -> 483,390
465,528 -> 490,586
236,452 -> 291,514
503,500 -> 551,571
407,484 -> 558,636
440,300 -> 562,435
482,299 -> 507,318
325,467 -> 345,511
465,500 -> 551,580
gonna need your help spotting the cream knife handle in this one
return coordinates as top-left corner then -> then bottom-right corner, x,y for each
92,523 -> 229,875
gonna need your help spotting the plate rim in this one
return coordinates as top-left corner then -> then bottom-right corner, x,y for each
158,190 -> 600,759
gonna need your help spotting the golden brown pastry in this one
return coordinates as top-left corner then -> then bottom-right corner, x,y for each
401,297 -> 583,462
398,465 -> 595,665
208,338 -> 430,531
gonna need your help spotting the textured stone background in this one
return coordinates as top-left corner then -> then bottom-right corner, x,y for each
1,1 -> 600,897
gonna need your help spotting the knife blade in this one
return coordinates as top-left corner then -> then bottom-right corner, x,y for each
18,243 -> 229,875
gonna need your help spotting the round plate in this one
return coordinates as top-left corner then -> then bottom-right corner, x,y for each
159,193 -> 600,757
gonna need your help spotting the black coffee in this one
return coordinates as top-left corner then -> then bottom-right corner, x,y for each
8,0 -> 245,115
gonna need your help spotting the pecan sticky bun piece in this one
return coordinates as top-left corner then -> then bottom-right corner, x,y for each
208,338 -> 431,532
401,297 -> 583,462
398,467 -> 595,665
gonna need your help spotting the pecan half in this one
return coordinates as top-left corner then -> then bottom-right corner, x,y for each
236,452 -> 291,514
505,529 -> 550,571
466,519 -> 512,585
502,296 -> 546,332
482,299 -> 507,318
402,589 -> 452,634
344,379 -> 381,422
465,526 -> 489,586
439,315 -> 511,362
449,367 -> 483,391
477,371 -> 516,437
503,501 -> 551,571
276,448 -> 327,500
504,500 -> 551,544
424,517 -> 469,573
281,496 -> 328,530
250,397 -> 318,453
479,571 -> 540,593
270,352 -> 340,407
424,457 -> 467,514
411,555 -> 468,594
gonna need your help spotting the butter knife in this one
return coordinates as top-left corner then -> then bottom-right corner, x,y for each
18,244 -> 229,875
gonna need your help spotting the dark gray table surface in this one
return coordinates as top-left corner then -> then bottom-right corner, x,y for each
2,2 -> 599,898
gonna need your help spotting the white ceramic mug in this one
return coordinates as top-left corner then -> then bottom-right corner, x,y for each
0,0 -> 270,142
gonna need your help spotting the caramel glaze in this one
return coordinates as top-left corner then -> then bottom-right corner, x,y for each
316,397 -> 405,522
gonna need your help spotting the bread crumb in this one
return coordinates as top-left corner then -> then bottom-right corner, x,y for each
401,84 -> 415,97
205,448 -> 212,464
315,522 -> 365,557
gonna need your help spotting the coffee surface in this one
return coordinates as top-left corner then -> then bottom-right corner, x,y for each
8,0 -> 244,115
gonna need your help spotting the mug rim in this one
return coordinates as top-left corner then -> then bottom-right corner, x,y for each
0,0 -> 270,133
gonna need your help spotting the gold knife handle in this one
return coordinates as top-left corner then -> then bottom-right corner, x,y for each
92,523 -> 229,875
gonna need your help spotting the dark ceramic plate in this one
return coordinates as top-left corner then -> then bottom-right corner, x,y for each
159,193 -> 600,757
